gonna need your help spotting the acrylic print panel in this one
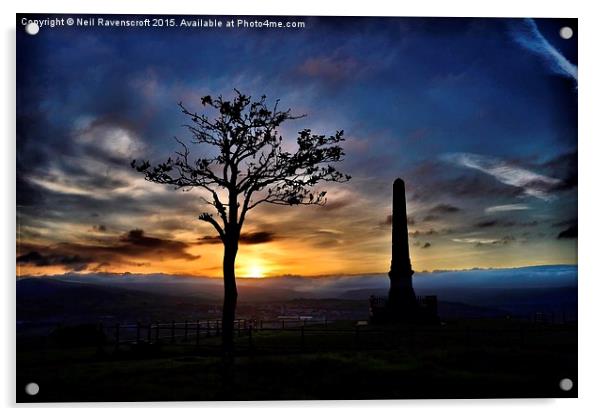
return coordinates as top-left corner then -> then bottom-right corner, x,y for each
16,14 -> 577,402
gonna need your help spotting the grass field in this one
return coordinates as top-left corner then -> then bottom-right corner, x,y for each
16,319 -> 577,402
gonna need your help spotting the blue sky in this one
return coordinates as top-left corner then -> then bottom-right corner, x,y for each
16,15 -> 577,276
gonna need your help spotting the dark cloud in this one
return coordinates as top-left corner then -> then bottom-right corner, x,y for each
121,229 -> 169,247
475,220 -> 500,228
87,262 -> 112,272
557,225 -> 577,239
427,204 -> 461,215
553,218 -> 577,228
474,219 -> 539,228
197,235 -> 222,244
17,229 -> 199,271
16,176 -> 40,207
541,151 -> 577,192
198,231 -> 279,245
241,231 -> 279,244
116,229 -> 199,260
16,251 -> 92,271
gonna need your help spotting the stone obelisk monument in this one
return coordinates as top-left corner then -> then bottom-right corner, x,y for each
387,178 -> 418,317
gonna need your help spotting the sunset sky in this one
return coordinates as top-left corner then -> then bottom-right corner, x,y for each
16,16 -> 577,278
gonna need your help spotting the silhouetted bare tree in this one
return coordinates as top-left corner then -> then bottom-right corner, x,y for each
132,90 -> 350,353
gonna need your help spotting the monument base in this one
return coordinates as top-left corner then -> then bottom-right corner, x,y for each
369,292 -> 440,325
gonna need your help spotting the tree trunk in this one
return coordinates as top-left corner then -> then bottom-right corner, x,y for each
221,239 -> 238,355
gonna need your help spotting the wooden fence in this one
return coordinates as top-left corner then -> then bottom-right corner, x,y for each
98,318 -> 576,354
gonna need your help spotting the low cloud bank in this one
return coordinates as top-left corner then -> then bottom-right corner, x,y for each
20,264 -> 577,302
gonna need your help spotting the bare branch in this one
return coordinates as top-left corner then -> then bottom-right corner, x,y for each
199,212 -> 225,241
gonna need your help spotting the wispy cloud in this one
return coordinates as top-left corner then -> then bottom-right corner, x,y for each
509,18 -> 577,85
452,237 -> 498,245
485,204 -> 530,213
452,236 -> 516,246
443,152 -> 561,201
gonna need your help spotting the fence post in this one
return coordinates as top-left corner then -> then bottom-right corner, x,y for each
155,321 -> 159,343
354,325 -> 359,349
136,322 -> 141,344
282,319 -> 285,329
184,320 -> 188,342
147,323 -> 152,343
465,326 -> 471,348
260,320 -> 263,330
301,326 -> 305,350
324,317 -> 328,328
196,320 -> 200,347
171,320 -> 176,343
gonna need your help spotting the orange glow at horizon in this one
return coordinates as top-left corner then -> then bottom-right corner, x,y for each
16,232 -> 578,278
16,183 -> 577,279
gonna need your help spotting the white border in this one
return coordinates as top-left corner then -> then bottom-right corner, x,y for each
3,0 -> 601,414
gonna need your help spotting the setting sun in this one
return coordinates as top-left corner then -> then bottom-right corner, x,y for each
246,263 -> 266,278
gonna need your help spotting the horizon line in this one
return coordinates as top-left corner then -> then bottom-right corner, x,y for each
16,263 -> 577,280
